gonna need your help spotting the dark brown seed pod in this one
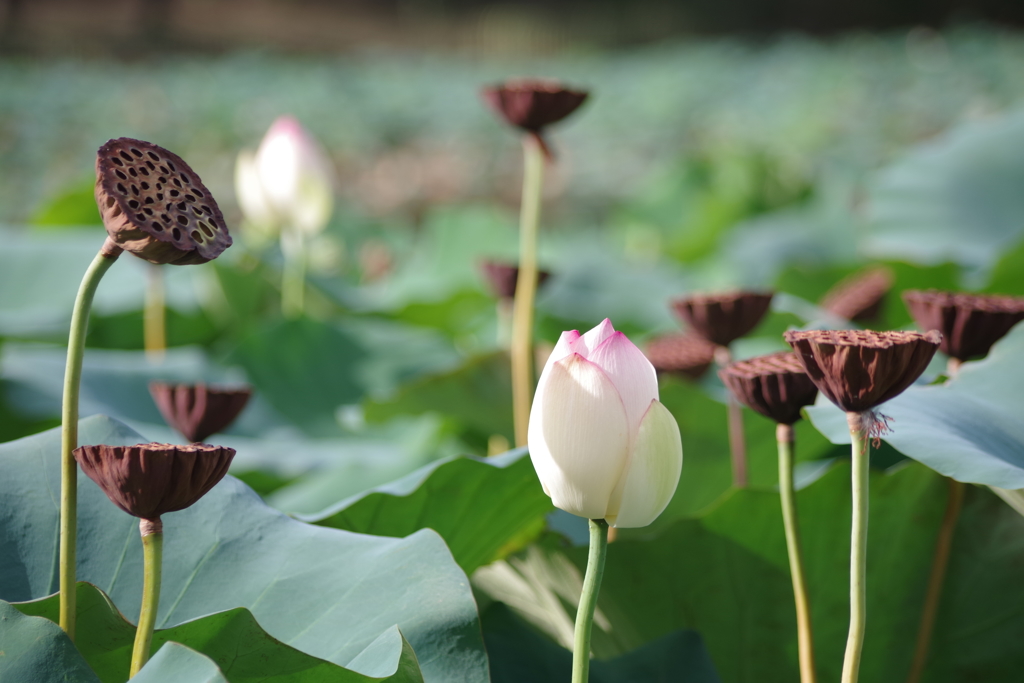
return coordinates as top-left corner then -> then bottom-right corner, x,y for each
74,442 -> 236,520
645,333 -> 718,381
784,329 -> 941,413
902,290 -> 1024,361
820,266 -> 894,323
95,138 -> 232,265
149,382 -> 252,443
481,79 -> 589,134
480,260 -> 551,300
719,352 -> 819,425
671,291 -> 774,347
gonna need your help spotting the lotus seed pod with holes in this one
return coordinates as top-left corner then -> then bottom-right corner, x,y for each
74,442 -> 236,521
719,352 -> 819,425
481,79 -> 589,133
820,266 -> 894,323
784,329 -> 941,413
671,291 -> 774,348
645,333 -> 717,381
95,138 -> 232,265
149,382 -> 252,443
480,260 -> 552,300
902,290 -> 1024,361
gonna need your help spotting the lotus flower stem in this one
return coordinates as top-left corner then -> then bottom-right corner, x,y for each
60,242 -> 121,639
130,518 -> 164,677
945,357 -> 961,378
842,412 -> 870,683
715,346 -> 748,487
144,264 -> 166,359
906,478 -> 964,683
777,424 -> 816,683
281,228 -> 306,319
573,518 -> 608,683
510,134 -> 544,447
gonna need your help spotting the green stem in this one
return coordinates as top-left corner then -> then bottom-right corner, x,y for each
906,478 -> 964,683
715,346 -> 747,487
130,519 -> 164,677
510,134 -> 544,447
778,424 -> 816,683
572,518 -> 608,683
60,241 -> 121,640
281,228 -> 306,319
144,264 -> 166,359
842,412 -> 870,683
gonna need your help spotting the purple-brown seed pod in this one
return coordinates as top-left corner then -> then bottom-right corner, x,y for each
902,290 -> 1024,361
481,79 -> 589,134
74,442 -> 236,520
783,329 -> 942,413
149,382 -> 252,443
820,266 -> 894,323
480,260 -> 551,300
644,333 -> 718,381
719,352 -> 819,425
95,138 -> 232,265
671,291 -> 775,347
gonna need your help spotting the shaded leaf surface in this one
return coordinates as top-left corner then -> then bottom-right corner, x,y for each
0,599 -> 100,683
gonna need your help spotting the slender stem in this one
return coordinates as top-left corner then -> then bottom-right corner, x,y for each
510,134 -> 544,447
144,264 -> 166,360
906,478 -> 965,683
572,519 -> 609,683
281,228 -> 306,319
60,242 -> 121,640
777,424 -> 817,683
946,357 -> 962,378
130,518 -> 164,678
842,412 -> 870,683
716,346 -> 748,487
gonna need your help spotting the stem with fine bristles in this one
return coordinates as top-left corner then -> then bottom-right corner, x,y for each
61,241 -> 122,640
778,423 -> 817,683
510,134 -> 544,447
842,412 -> 870,683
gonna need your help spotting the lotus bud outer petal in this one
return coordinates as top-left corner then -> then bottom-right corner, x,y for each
586,331 -> 659,441
608,400 -> 682,528
528,354 -> 630,520
234,150 -> 279,235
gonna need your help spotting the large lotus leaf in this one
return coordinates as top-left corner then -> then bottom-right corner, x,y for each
0,598 -> 100,682
482,602 -> 720,683
297,448 -> 553,574
16,582 -> 424,682
0,415 -> 488,683
864,108 -> 1024,271
521,461 -> 1024,681
804,323 -> 1024,488
131,642 -> 229,683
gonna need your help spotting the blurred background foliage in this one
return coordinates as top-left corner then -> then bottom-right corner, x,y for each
4,3 -> 1024,681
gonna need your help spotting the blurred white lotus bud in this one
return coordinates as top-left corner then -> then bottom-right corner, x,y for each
234,150 -> 279,248
528,319 -> 683,528
235,116 -> 335,237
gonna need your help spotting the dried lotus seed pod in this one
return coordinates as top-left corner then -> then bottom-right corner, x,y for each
95,138 -> 232,265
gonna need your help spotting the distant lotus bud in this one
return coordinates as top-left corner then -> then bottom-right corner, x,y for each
95,138 -> 231,265
719,352 -> 819,425
784,329 -> 941,413
234,150 -> 279,242
246,115 -> 334,236
480,260 -> 551,300
902,290 -> 1024,361
671,291 -> 774,347
528,319 -> 683,528
820,266 -> 894,323
644,333 -> 717,381
74,442 -> 236,520
481,79 -> 588,134
149,382 -> 252,443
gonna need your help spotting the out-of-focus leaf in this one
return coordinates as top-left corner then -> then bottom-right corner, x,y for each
30,179 -> 103,228
0,599 -> 100,683
299,448 -> 553,574
805,323 -> 1024,488
17,583 -> 425,682
0,416 -> 489,683
482,602 -> 721,683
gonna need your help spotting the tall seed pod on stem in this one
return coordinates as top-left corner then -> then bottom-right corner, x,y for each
74,442 -> 235,676
671,290 -> 774,487
56,138 -> 231,641
481,79 -> 588,447
720,352 -> 820,682
784,329 -> 940,683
